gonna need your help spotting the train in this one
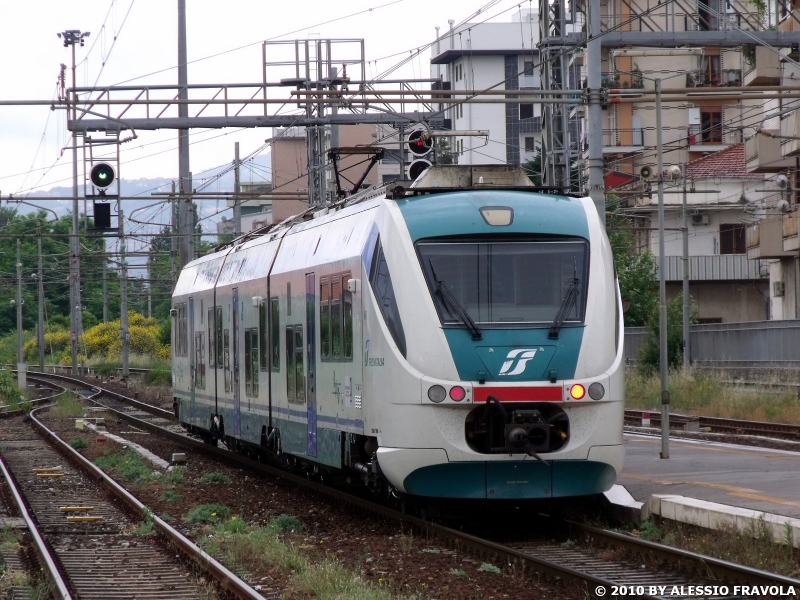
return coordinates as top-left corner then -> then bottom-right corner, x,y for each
171,164 -> 625,501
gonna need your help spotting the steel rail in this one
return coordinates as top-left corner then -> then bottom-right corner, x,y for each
0,379 -> 65,419
625,409 -> 800,440
0,452 -> 74,600
29,372 -> 800,599
27,405 -> 268,600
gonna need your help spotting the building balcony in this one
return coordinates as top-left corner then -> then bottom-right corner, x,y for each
743,46 -> 781,86
780,109 -> 800,156
747,217 -> 794,259
783,210 -> 800,252
686,70 -> 742,88
658,254 -> 768,282
601,128 -> 643,153
688,124 -> 736,152
744,133 -> 794,172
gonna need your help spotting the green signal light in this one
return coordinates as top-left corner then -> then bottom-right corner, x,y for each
90,163 -> 115,190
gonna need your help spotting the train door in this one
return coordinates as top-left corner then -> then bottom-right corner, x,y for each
232,288 -> 241,437
305,273 -> 317,458
188,297 -> 196,420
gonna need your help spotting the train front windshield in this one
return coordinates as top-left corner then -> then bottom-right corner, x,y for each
418,239 -> 588,327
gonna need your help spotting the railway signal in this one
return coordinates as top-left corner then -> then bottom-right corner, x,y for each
90,162 -> 116,191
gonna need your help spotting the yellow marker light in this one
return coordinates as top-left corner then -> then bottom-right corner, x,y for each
569,384 -> 586,400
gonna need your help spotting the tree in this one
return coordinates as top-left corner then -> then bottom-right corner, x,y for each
522,151 -> 542,186
638,293 -> 698,373
606,210 -> 658,327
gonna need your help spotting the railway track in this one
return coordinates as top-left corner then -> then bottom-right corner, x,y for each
16,371 -> 800,600
625,409 -> 800,442
0,378 -> 270,600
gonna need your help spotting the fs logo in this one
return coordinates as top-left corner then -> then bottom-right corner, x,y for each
498,349 -> 538,376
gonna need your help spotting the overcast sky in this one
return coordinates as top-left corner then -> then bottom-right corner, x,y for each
0,0 -> 523,200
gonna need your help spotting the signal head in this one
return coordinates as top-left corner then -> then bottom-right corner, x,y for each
408,159 -> 432,181
407,129 -> 433,157
90,163 -> 116,190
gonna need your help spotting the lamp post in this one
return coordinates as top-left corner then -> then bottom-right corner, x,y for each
57,29 -> 90,376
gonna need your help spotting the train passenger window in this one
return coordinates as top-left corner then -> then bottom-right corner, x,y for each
175,303 -> 188,356
223,329 -> 231,392
320,272 -> 353,362
207,308 -> 215,368
320,278 -> 330,359
259,302 -> 267,371
195,332 -> 205,389
287,282 -> 292,316
331,276 -> 342,358
216,307 -> 223,368
285,325 -> 304,402
245,329 -> 259,397
369,239 -> 407,357
270,298 -> 280,372
342,274 -> 353,359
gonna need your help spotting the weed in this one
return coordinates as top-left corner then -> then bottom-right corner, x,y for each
638,517 -> 662,541
160,513 -> 174,522
561,538 -> 575,549
135,519 -> 155,536
449,568 -> 467,576
186,503 -> 231,524
164,466 -> 186,486
419,548 -> 440,554
52,392 -> 84,419
20,398 -> 32,412
69,436 -> 88,450
159,490 -> 182,502
268,514 -> 303,533
0,526 -> 21,550
397,531 -> 414,554
94,450 -> 153,484
478,562 -> 502,573
145,368 -> 172,386
200,472 -> 229,484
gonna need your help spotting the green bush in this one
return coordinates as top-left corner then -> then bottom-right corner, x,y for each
186,503 -> 231,523
95,450 -> 152,484
69,437 -> 88,450
638,293 -> 697,374
145,368 -> 171,386
269,514 -> 303,533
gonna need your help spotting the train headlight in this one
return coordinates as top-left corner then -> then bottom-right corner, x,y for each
427,385 -> 447,403
588,382 -> 605,400
449,386 -> 466,402
569,384 -> 586,400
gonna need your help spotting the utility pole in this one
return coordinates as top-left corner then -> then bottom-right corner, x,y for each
177,0 -> 192,269
655,78 -> 670,459
16,240 -> 25,391
586,0 -> 605,225
170,180 -> 177,286
233,141 -> 241,236
59,29 -> 89,375
37,224 -> 44,371
147,281 -> 152,319
682,169 -> 690,370
120,208 -> 129,379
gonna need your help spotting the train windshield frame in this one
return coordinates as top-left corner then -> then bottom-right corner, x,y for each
417,237 -> 589,329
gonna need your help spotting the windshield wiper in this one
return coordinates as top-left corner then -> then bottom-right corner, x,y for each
429,261 -> 482,340
548,277 -> 580,339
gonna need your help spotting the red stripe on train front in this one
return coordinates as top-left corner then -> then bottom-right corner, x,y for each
473,386 -> 562,402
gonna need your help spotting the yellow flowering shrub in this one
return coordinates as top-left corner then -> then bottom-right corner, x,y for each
81,311 -> 168,361
24,329 -> 71,361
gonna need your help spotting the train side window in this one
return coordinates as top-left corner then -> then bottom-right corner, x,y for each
294,326 -> 304,402
175,303 -> 188,356
216,307 -> 223,368
207,308 -> 215,368
245,328 -> 259,397
320,272 -> 352,363
285,325 -> 295,399
369,238 -> 407,357
320,278 -> 330,359
223,329 -> 231,392
287,282 -> 292,316
342,274 -> 353,359
258,301 -> 267,371
270,298 -> 280,372
195,332 -> 205,389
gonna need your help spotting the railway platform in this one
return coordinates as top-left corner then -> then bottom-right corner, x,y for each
608,433 -> 800,545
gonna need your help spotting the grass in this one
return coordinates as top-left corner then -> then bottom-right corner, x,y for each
159,490 -> 182,502
186,503 -> 232,524
626,368 -> 800,423
630,517 -> 799,576
269,514 -> 303,533
0,528 -> 51,599
196,514 -> 413,600
164,465 -> 186,486
86,354 -> 171,372
69,436 -> 88,449
144,368 -> 172,387
94,449 -> 153,484
51,392 -> 84,419
478,562 -> 501,573
200,472 -> 229,484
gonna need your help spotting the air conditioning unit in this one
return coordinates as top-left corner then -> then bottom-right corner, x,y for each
691,213 -> 709,226
774,281 -> 786,297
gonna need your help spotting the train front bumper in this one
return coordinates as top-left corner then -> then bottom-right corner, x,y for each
377,444 -> 623,499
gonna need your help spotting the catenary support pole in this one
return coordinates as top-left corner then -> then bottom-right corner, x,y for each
17,240 -> 25,390
37,224 -> 44,371
120,208 -> 129,379
587,0 -> 605,225
70,39 -> 81,375
178,0 -> 191,269
102,257 -> 108,324
656,78 -> 670,459
682,170 -> 690,369
234,142 -> 241,236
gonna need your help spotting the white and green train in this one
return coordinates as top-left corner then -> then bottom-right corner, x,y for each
172,165 -> 625,500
